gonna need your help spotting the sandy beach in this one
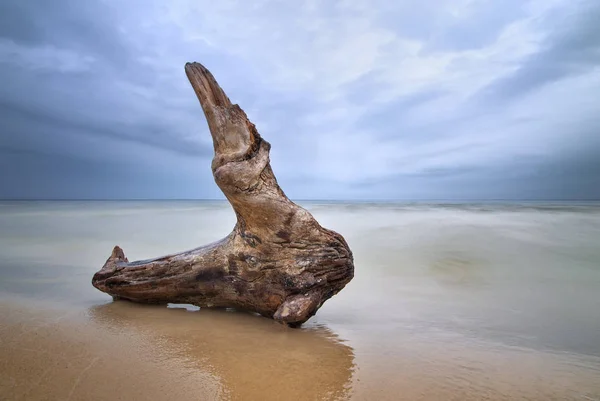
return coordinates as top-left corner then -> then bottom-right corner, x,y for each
1,201 -> 599,400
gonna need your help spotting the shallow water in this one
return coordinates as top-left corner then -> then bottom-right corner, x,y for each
1,200 -> 599,400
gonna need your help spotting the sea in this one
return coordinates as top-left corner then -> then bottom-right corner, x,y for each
1,200 -> 599,400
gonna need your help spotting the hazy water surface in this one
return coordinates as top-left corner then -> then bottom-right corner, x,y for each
1,201 -> 599,400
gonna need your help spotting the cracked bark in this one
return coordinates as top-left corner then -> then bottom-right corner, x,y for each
91,62 -> 354,326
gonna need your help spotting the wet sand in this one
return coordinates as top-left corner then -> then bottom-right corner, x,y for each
2,298 -> 600,400
1,299 -> 353,401
1,201 -> 600,400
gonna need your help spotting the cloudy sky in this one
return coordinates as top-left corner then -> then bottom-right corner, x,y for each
0,0 -> 599,200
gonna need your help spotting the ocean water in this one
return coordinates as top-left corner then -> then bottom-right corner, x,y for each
1,200 -> 599,400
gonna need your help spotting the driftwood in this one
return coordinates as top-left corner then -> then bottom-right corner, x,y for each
92,62 -> 354,326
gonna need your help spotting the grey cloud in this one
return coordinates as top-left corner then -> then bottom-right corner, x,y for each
352,89 -> 450,137
1,99 -> 212,158
0,0 -> 598,200
0,0 -> 131,66
0,0 -> 220,199
374,0 -> 526,52
475,0 -> 600,102
0,146 -> 141,200
353,127 -> 600,201
0,146 -> 212,200
425,0 -> 527,52
354,157 -> 600,201
0,0 -> 215,161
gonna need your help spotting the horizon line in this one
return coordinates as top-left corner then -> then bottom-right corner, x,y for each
1,198 -> 599,202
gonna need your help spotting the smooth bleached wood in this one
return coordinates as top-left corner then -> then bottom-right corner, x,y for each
92,62 -> 354,326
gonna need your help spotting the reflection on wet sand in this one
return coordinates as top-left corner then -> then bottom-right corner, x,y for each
0,300 -> 355,401
88,302 -> 355,401
0,301 -> 221,401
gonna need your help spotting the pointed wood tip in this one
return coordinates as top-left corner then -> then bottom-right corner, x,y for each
185,62 -> 232,109
92,246 -> 128,287
110,245 -> 127,262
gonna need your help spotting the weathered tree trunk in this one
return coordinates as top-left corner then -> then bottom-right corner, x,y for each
92,62 -> 354,326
